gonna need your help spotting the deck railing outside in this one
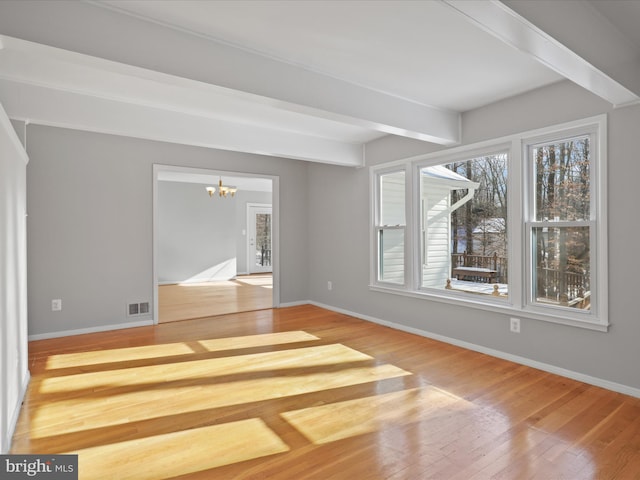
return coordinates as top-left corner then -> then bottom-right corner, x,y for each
451,252 -> 508,283
451,252 -> 589,308
535,267 -> 590,308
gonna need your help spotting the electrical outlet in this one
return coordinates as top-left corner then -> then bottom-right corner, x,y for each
51,299 -> 62,311
327,281 -> 333,291
510,317 -> 520,333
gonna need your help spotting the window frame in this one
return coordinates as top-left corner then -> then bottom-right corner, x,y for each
522,122 -> 606,324
370,115 -> 608,331
415,145 -> 511,302
371,165 -> 411,288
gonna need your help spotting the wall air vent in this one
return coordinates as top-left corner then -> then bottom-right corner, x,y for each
127,302 -> 150,316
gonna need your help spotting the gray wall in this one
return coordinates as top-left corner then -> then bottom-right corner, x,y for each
158,181 -> 237,283
18,80 -> 640,392
0,111 -> 29,452
157,182 -> 272,282
308,80 -> 640,391
26,125 -> 308,336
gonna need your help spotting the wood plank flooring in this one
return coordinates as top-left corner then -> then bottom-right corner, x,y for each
12,305 -> 640,479
158,274 -> 272,323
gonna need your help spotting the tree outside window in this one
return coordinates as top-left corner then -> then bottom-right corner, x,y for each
530,135 -> 592,309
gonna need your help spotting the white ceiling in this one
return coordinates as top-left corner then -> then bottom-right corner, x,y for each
98,0 -> 561,112
0,0 -> 638,167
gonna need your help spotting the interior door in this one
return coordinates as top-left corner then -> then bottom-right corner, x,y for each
247,204 -> 273,274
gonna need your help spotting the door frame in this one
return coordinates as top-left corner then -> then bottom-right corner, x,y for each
152,164 -> 280,325
246,203 -> 273,274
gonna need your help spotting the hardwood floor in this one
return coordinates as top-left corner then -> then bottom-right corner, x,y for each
158,273 -> 273,323
12,305 -> 640,479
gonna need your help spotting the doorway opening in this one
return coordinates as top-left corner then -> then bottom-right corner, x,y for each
153,165 -> 279,324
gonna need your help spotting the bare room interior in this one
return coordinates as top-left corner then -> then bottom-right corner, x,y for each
1,1 -> 639,478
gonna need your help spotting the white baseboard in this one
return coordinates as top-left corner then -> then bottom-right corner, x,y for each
29,301 -> 303,340
278,300 -> 310,308
309,301 -> 640,399
28,319 -> 154,341
3,369 -> 30,454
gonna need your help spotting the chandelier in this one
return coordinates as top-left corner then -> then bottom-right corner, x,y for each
206,177 -> 237,198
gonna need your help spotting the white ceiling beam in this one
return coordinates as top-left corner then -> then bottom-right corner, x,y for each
444,0 -> 640,108
0,79 -> 364,166
0,0 -> 460,146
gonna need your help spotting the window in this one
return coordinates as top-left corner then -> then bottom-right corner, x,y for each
374,170 -> 406,285
370,116 -> 607,330
419,153 -> 508,298
525,130 -> 598,315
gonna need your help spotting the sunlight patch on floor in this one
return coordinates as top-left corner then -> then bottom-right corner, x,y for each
45,343 -> 196,370
45,331 -> 316,370
281,386 -> 473,444
39,344 -> 372,393
176,274 -> 272,289
73,419 -> 289,480
197,330 -> 315,352
177,280 -> 237,287
236,276 -> 273,288
33,356 -> 409,438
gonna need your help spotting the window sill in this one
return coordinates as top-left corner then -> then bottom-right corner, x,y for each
369,284 -> 609,332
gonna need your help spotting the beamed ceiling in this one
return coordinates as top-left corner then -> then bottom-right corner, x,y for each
0,0 -> 638,166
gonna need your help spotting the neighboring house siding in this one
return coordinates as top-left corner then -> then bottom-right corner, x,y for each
381,235 -> 405,283
381,174 -> 405,225
380,173 -> 405,284
422,181 -> 451,288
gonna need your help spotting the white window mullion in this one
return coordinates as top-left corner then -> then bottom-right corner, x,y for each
408,161 -> 420,291
509,138 -> 524,309
593,118 -> 608,325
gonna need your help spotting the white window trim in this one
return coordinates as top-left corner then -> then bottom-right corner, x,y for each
370,115 -> 608,332
414,144 -> 511,297
521,120 -> 607,326
371,164 -> 411,288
